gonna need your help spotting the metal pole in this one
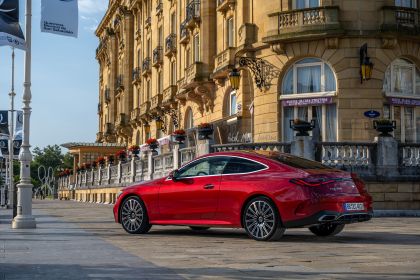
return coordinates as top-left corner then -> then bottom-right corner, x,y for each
9,47 -> 16,218
12,0 -> 36,229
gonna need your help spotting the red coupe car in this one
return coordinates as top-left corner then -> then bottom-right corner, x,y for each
113,151 -> 373,241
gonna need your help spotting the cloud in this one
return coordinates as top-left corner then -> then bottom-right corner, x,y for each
78,0 -> 108,15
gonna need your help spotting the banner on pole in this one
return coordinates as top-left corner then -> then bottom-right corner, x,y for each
41,0 -> 78,38
0,111 -> 9,137
13,110 -> 22,141
0,0 -> 26,50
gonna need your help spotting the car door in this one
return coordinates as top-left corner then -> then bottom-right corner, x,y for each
158,156 -> 229,222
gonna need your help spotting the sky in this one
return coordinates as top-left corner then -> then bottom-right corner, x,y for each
0,0 -> 108,153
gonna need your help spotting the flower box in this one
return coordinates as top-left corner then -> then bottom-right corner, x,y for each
290,119 -> 315,136
197,123 -> 213,140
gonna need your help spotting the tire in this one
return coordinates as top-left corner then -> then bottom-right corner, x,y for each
189,226 -> 210,231
309,223 -> 345,237
243,196 -> 285,241
120,196 -> 152,234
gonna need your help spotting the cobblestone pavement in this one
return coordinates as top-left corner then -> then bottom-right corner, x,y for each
1,199 -> 420,279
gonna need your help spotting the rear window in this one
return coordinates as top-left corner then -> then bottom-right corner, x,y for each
223,157 -> 267,174
273,155 -> 331,170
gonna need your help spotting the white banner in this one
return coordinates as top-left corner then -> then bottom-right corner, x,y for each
13,110 -> 22,141
41,0 -> 78,38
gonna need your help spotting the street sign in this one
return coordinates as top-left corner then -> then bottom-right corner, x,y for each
364,110 -> 380,118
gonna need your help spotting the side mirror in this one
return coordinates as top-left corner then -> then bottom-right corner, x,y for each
169,169 -> 179,181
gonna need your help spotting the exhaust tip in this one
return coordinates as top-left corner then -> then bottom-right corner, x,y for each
318,215 -> 338,222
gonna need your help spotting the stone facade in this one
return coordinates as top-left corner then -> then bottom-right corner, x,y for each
96,0 -> 420,146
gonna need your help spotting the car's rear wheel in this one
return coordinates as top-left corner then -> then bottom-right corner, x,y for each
189,226 -> 210,231
243,197 -> 285,241
309,223 -> 345,236
120,196 -> 152,234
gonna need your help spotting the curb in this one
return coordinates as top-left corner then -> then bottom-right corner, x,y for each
373,210 -> 420,217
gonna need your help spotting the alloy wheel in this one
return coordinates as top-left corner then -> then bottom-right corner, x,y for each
121,197 -> 145,233
244,200 -> 276,240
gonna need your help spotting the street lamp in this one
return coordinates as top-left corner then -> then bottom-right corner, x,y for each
228,68 -> 241,91
360,43 -> 374,83
144,123 -> 151,134
155,117 -> 164,131
12,0 -> 36,229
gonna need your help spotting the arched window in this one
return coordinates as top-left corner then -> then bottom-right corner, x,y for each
229,91 -> 237,116
383,58 -> 420,143
281,58 -> 337,142
185,107 -> 194,129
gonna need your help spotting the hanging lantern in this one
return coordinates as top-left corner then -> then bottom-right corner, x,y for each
360,43 -> 374,83
228,68 -> 241,90
144,123 -> 151,134
155,117 -> 164,131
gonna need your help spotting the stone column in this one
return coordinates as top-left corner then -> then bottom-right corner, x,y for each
375,136 -> 399,179
173,144 -> 181,170
148,151 -> 154,180
291,136 -> 315,160
197,139 -> 213,157
130,157 -> 136,182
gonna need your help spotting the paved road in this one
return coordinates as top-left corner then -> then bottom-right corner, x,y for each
1,200 -> 420,279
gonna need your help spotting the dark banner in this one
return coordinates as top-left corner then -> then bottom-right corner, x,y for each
0,110 -> 8,136
0,139 -> 21,156
0,0 -> 26,50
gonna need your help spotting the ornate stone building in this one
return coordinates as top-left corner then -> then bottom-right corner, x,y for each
96,0 -> 420,147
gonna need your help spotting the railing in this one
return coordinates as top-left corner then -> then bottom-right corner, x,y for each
180,20 -> 190,44
121,162 -> 132,183
212,142 -> 291,153
153,47 -> 163,66
140,101 -> 151,117
180,147 -> 196,166
142,57 -> 151,74
110,165 -> 119,184
186,0 -> 200,23
165,33 -> 177,55
156,0 -> 163,15
400,143 -> 420,167
115,75 -> 124,90
317,142 -> 376,168
381,6 -> 420,34
132,67 -> 141,82
145,16 -> 152,28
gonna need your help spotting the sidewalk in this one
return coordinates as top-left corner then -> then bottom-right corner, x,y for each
0,204 -> 182,280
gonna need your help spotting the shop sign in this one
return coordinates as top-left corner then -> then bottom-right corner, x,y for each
388,97 -> 420,106
364,110 -> 380,118
282,97 -> 333,107
228,132 -> 252,143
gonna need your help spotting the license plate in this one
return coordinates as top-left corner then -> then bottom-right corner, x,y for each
344,203 -> 364,211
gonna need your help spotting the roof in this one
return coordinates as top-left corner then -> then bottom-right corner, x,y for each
61,142 -> 126,149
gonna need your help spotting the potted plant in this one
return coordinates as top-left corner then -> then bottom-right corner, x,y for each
91,161 -> 98,169
172,129 -> 186,143
290,119 -> 316,136
116,149 -> 127,162
106,155 -> 115,165
197,123 -> 213,140
128,145 -> 140,156
84,163 -> 92,170
97,156 -> 106,167
373,119 -> 396,137
146,138 -> 159,151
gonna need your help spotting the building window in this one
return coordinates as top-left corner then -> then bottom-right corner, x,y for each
281,58 -> 337,142
147,80 -> 151,101
227,17 -> 234,48
186,48 -> 191,67
185,107 -> 194,129
158,71 -> 163,94
147,38 -> 151,57
171,12 -> 176,34
171,61 -> 177,85
383,58 -> 420,97
395,0 -> 417,8
229,91 -> 237,116
383,58 -> 420,143
294,0 -> 320,9
158,26 -> 163,46
193,34 -> 200,62
282,58 -> 336,95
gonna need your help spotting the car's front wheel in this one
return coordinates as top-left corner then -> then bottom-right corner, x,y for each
309,223 -> 345,236
243,197 -> 285,241
120,196 -> 152,234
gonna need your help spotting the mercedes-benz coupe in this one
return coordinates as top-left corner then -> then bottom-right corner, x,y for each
113,151 -> 373,241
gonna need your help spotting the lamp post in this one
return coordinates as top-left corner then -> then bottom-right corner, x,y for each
12,0 -> 36,229
8,47 -> 16,218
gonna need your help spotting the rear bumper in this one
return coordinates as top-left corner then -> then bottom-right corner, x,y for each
284,210 -> 373,228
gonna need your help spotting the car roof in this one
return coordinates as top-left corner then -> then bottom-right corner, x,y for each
209,150 -> 286,160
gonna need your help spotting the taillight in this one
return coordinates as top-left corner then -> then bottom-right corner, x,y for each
351,173 -> 369,195
290,177 -> 336,187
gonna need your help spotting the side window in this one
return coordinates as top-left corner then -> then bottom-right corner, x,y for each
223,158 -> 267,175
177,157 -> 229,178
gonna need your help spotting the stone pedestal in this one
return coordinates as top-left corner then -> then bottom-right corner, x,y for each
197,139 -> 214,157
291,136 -> 315,160
375,136 -> 399,178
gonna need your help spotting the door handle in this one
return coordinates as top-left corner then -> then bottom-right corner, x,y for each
203,184 -> 214,189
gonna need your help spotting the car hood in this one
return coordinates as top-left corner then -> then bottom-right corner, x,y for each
123,177 -> 166,191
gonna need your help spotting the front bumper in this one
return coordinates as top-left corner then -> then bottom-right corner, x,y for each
283,210 -> 373,228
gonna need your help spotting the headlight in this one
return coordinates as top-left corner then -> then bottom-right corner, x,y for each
117,191 -> 123,199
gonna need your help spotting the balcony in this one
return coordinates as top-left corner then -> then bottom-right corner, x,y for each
140,101 -> 151,119
381,6 -> 420,36
179,20 -> 190,44
213,47 -> 236,79
263,6 -> 343,47
132,67 -> 141,85
162,85 -> 177,106
117,113 -> 128,127
150,93 -> 163,111
104,87 -> 111,104
104,123 -> 114,135
152,47 -> 163,68
142,57 -> 151,76
217,0 -> 236,14
165,33 -> 177,57
184,62 -> 205,88
145,16 -> 151,29
130,108 -> 141,125
186,0 -> 201,28
115,75 -> 124,92
156,0 -> 163,16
